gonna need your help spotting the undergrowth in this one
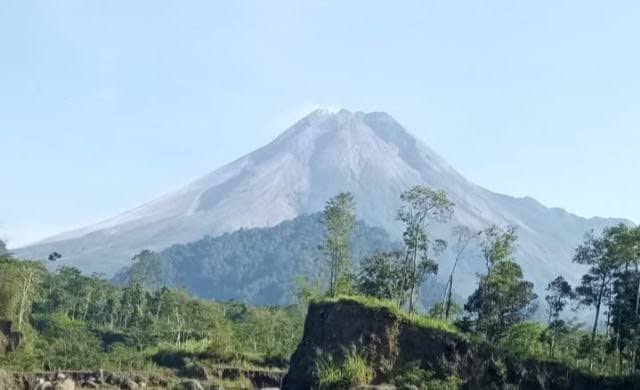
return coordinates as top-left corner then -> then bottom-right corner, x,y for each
393,361 -> 463,390
316,348 -> 375,389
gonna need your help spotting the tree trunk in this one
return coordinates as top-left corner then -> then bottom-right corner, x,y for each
633,264 -> 640,372
589,282 -> 605,370
408,224 -> 421,313
445,251 -> 463,320
441,276 -> 451,319
399,251 -> 411,307
82,290 -> 92,322
17,267 -> 35,332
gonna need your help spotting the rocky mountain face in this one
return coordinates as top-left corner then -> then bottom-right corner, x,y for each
16,109 -> 625,299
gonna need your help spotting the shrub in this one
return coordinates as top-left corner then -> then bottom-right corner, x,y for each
316,357 -> 347,389
500,322 -> 546,359
316,348 -> 375,389
393,361 -> 462,390
343,349 -> 375,386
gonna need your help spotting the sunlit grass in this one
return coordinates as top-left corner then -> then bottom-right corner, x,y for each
317,294 -> 459,335
342,348 -> 375,385
316,358 -> 345,388
316,348 -> 374,389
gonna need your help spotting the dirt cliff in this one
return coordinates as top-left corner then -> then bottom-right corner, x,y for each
282,297 -> 640,390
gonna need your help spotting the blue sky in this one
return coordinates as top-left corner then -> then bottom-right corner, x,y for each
1,1 -> 639,247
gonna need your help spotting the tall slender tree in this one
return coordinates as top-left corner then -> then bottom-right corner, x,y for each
465,226 -> 537,341
479,225 -> 518,274
396,186 -> 454,313
573,227 -> 624,365
357,251 -> 405,302
322,192 -> 356,297
473,225 -> 518,329
607,225 -> 640,371
441,225 -> 480,320
465,260 -> 537,342
545,276 -> 574,357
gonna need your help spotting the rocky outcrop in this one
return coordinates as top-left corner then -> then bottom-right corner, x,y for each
283,297 -> 640,390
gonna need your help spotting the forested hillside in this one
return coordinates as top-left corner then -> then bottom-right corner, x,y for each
114,213 -> 400,305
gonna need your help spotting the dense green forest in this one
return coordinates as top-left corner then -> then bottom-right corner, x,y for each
0,253 -> 304,379
113,213 -> 399,305
2,185 -> 640,388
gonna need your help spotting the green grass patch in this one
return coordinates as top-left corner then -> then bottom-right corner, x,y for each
316,348 -> 375,389
393,361 -> 463,389
316,358 -> 346,389
317,295 -> 459,335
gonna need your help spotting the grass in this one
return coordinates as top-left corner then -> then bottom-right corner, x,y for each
165,376 -> 254,390
342,348 -> 375,385
316,348 -> 375,389
316,358 -> 345,388
317,294 -> 460,335
393,361 -> 463,390
209,375 -> 254,389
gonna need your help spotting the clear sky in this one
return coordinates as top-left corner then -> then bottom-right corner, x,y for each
2,1 -> 639,247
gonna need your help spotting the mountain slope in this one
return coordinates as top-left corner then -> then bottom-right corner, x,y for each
112,213 -> 400,305
16,109 -> 626,298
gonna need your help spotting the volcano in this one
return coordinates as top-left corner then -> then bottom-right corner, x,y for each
16,109 -> 625,297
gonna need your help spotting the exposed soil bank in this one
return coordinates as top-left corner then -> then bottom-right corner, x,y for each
283,297 -> 640,390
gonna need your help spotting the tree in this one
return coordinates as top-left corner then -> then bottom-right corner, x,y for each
357,251 -> 405,302
501,322 -> 546,359
479,225 -> 518,274
128,249 -> 166,289
295,276 -> 323,305
322,193 -> 356,297
602,225 -> 640,373
429,301 -> 463,321
545,276 -> 574,357
465,226 -> 537,342
0,257 -> 45,331
610,226 -> 640,369
465,260 -> 537,341
441,226 -> 480,320
0,240 -> 8,257
17,263 -> 44,332
47,252 -> 62,262
610,269 -> 639,373
469,226 -> 519,333
37,312 -> 101,370
397,186 -> 454,312
573,227 -> 623,362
